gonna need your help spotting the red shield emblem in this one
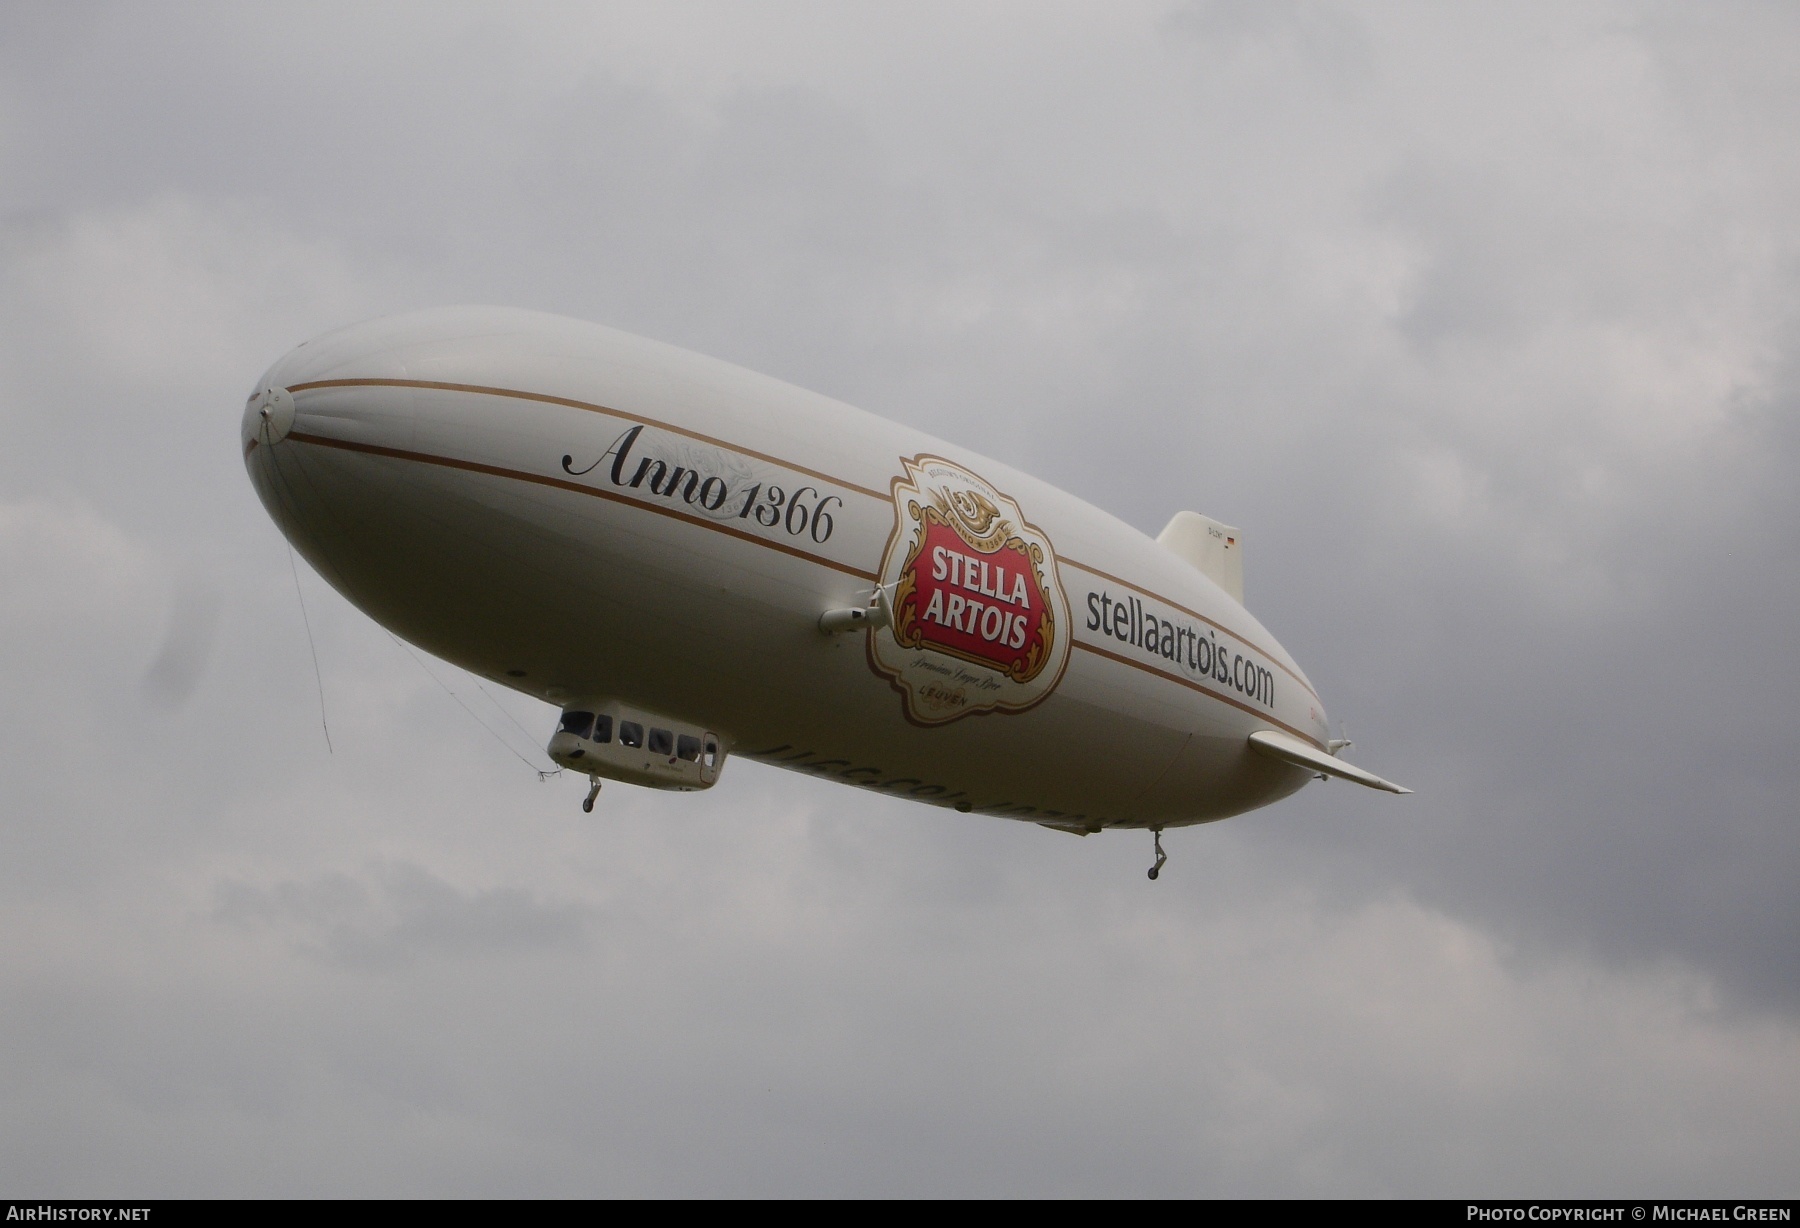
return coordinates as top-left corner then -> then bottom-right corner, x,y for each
870,457 -> 1070,724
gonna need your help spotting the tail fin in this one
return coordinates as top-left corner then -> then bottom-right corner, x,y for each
1156,511 -> 1243,603
1248,730 -> 1412,795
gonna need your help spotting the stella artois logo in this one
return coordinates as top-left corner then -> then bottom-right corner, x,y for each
869,456 -> 1071,725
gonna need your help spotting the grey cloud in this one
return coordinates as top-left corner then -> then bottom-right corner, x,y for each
140,575 -> 220,708
212,862 -> 593,970
1163,0 -> 1376,90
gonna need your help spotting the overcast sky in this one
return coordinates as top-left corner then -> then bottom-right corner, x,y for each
2,1 -> 1797,1196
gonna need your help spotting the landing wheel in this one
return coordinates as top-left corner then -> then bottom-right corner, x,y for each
582,776 -> 601,813
1148,829 -> 1167,881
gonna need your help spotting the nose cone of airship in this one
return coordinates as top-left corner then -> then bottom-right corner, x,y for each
241,340 -> 323,531
239,317 -> 431,572
241,383 -> 295,452
244,307 -> 455,444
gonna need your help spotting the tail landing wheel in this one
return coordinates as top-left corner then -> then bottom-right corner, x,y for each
1148,829 -> 1167,881
582,775 -> 601,813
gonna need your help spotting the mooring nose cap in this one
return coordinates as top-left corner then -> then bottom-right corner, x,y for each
245,385 -> 295,446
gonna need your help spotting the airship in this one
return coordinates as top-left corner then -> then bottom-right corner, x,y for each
242,307 -> 1406,878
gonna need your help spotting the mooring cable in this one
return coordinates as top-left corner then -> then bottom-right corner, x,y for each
286,541 -> 333,756
385,631 -> 561,778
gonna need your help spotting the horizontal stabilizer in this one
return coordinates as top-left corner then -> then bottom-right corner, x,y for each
1247,729 -> 1412,795
1157,511 -> 1243,603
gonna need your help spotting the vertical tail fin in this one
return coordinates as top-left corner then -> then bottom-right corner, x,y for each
1156,511 -> 1243,603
